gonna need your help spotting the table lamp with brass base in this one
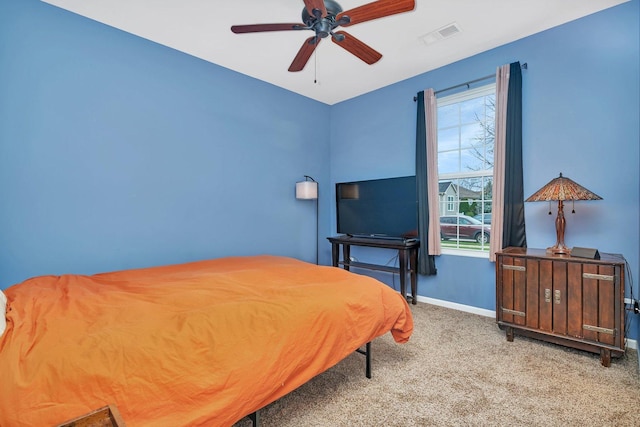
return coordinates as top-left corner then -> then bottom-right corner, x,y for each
525,173 -> 602,255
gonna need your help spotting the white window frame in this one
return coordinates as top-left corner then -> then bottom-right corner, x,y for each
437,84 -> 495,258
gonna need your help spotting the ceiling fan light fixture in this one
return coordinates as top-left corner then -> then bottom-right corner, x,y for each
315,20 -> 333,38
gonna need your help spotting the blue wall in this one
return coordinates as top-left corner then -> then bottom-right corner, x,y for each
330,1 -> 639,338
0,0 -> 331,283
1,0 -> 638,341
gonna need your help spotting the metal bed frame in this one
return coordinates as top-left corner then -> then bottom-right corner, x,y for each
246,342 -> 371,426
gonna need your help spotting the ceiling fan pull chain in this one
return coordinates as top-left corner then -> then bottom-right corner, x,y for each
314,38 -> 318,84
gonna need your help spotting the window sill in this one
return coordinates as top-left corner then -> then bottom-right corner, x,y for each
441,248 -> 490,259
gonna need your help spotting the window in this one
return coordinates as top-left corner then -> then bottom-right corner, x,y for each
437,84 -> 495,255
446,195 -> 455,212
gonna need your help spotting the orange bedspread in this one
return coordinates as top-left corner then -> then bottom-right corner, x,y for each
0,255 -> 413,426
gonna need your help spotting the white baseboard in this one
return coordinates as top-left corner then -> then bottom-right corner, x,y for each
414,295 -> 638,351
415,295 -> 496,318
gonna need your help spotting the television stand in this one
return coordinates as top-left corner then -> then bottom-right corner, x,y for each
327,235 -> 419,304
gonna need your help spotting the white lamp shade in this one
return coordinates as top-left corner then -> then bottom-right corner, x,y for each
296,181 -> 318,200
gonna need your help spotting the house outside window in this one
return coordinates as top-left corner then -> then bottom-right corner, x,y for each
437,84 -> 494,256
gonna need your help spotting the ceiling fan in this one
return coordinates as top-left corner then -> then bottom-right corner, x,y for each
231,0 -> 416,72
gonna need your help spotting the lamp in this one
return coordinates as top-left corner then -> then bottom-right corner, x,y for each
295,177 -> 318,200
525,172 -> 602,255
296,175 -> 319,264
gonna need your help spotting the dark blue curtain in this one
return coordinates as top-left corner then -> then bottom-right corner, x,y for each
415,91 -> 437,275
502,62 -> 527,248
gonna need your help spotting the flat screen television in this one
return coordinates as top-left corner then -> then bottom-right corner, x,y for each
336,176 -> 418,240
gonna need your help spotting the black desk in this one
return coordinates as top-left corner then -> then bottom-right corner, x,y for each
327,235 -> 420,304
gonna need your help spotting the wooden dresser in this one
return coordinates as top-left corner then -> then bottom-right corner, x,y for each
496,247 -> 626,366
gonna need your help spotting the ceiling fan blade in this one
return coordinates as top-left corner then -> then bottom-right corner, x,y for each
331,31 -> 382,65
303,0 -> 327,18
289,37 -> 321,72
231,23 -> 305,33
337,0 -> 415,27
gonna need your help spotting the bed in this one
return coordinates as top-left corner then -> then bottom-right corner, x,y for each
0,255 -> 413,426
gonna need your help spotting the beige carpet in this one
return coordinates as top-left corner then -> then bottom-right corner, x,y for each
233,302 -> 639,426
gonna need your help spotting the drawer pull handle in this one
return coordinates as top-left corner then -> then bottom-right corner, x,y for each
583,324 -> 615,336
502,307 -> 525,317
544,289 -> 551,303
583,273 -> 614,281
503,264 -> 526,271
554,290 -> 561,304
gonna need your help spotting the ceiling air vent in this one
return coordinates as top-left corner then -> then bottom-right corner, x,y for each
420,22 -> 462,46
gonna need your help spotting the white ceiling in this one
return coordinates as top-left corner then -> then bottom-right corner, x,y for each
41,0 -> 628,105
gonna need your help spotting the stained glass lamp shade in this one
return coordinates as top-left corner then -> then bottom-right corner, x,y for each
525,173 -> 602,255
